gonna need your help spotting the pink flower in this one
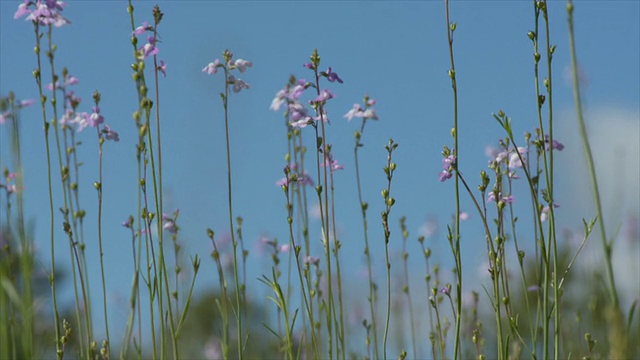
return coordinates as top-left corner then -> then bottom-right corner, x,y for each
234,59 -> 252,73
202,59 -> 221,75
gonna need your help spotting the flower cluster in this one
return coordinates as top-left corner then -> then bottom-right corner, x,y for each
439,149 -> 456,182
271,55 -> 344,129
202,50 -> 252,93
344,97 -> 378,122
14,0 -> 69,27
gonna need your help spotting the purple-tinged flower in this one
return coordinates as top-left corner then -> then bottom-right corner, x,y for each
88,106 -> 104,127
157,60 -> 167,77
287,83 -> 305,101
325,156 -> 344,172
202,59 -> 221,75
459,211 -> 469,221
540,203 -> 559,222
303,62 -> 313,69
344,104 -> 362,121
133,21 -> 150,36
162,213 -> 178,233
47,74 -> 78,91
544,135 -> 564,151
439,170 -> 453,182
304,256 -> 320,266
234,59 -> 252,73
488,192 -> 514,204
325,67 -> 343,83
362,108 -> 378,120
508,147 -> 528,169
270,89 -> 287,111
14,0 -> 31,19
122,216 -> 133,228
289,102 -> 309,122
73,112 -> 90,132
344,99 -> 379,121
290,118 -> 312,129
440,286 -> 451,296
23,0 -> 69,27
439,154 -> 456,182
140,36 -> 159,59
0,111 -> 10,125
102,124 -> 119,142
279,244 -> 290,253
315,88 -> 334,102
231,77 -> 250,93
65,75 -> 79,86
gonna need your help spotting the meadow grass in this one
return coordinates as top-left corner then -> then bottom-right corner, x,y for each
0,1 -> 638,359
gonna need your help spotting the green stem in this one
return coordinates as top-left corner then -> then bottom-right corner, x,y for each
444,2 -> 463,359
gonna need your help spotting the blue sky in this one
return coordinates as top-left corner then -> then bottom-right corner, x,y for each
1,0 -> 639,353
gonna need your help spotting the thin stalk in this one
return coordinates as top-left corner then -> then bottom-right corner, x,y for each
95,121 -> 111,353
354,118 -> 379,360
444,2 -> 463,358
566,0 -> 619,308
31,22 -> 62,359
381,138 -> 398,359
221,63 -> 243,360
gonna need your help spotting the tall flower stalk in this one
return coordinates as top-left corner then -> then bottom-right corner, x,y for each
381,138 -> 398,359
346,95 -> 380,359
203,49 -> 252,360
443,1 -> 463,358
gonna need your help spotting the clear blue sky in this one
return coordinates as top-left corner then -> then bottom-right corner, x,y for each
1,0 -> 639,352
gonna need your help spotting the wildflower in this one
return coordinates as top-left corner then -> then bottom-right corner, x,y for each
304,256 -> 320,266
544,135 -> 564,151
16,0 -> 70,27
133,21 -> 150,36
162,213 -> 178,234
157,60 -> 167,77
487,192 -> 514,204
234,59 -> 252,73
345,97 -> 379,121
88,106 -> 104,128
540,203 -> 559,222
102,125 -> 119,142
279,244 -> 291,253
122,216 -> 133,228
507,147 -> 528,169
315,88 -> 334,102
324,67 -> 343,83
19,99 -> 35,107
140,36 -> 159,59
344,104 -> 362,121
229,76 -> 250,93
288,82 -> 306,101
270,89 -> 287,111
439,154 -> 456,182
14,0 -> 31,19
202,59 -> 221,75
